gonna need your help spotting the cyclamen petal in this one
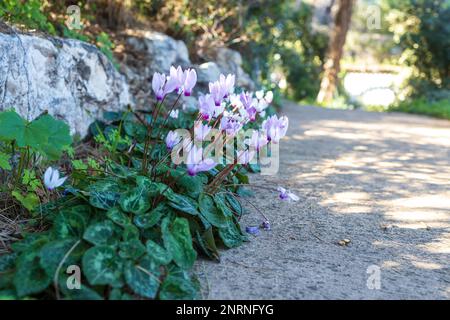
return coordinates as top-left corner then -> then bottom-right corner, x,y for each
43,167 -> 67,190
183,69 -> 197,96
199,94 -> 216,120
165,130 -> 180,150
277,186 -> 299,202
186,145 -> 217,176
194,123 -> 212,141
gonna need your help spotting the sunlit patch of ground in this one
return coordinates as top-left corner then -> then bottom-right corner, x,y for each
199,102 -> 450,299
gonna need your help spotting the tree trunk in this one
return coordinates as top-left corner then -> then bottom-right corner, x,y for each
316,0 -> 354,104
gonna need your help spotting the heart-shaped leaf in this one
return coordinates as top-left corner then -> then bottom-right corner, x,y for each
82,246 -> 123,287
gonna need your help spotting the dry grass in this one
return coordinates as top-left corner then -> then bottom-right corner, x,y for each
0,192 -> 27,253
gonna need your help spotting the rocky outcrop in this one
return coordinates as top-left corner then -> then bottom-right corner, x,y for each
212,47 -> 255,90
118,30 -> 255,109
0,30 -> 131,137
0,27 -> 256,137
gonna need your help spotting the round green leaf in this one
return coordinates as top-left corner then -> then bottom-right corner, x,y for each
82,246 -> 123,287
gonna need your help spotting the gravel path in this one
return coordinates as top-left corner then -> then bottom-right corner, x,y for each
197,101 -> 450,299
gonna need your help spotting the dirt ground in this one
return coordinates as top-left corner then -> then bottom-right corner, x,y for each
196,102 -> 450,299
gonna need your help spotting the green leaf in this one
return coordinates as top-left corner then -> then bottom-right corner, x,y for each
159,273 -> 199,300
174,174 -> 205,198
0,111 -> 71,160
11,190 -> 39,211
218,218 -> 248,248
0,152 -> 11,170
82,246 -> 123,287
106,207 -> 131,227
29,114 -> 72,160
235,172 -> 249,184
10,233 -> 50,253
161,217 -> 197,269
166,193 -> 199,216
119,185 -> 151,214
83,221 -> 120,247
146,240 -> 172,265
199,194 -> 228,228
88,179 -> 122,210
14,251 -> 51,297
122,225 -> 140,241
118,239 -> 146,260
59,280 -> 103,300
124,256 -> 160,299
226,193 -> 244,216
214,194 -> 233,217
0,110 -> 26,143
53,205 -> 91,239
39,238 -> 85,277
0,253 -> 17,272
194,228 -> 220,261
133,203 -> 167,229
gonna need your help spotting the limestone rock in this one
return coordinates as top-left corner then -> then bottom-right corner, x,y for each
0,31 -> 131,137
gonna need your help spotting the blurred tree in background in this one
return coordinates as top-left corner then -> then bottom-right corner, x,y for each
383,0 -> 450,99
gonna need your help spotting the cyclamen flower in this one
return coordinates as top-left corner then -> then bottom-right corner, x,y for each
169,109 -> 179,119
237,149 -> 255,164
277,186 -> 299,202
169,66 -> 186,91
229,93 -> 243,109
219,74 -> 235,98
183,69 -> 197,96
165,130 -> 181,150
194,123 -> 212,141
44,167 -> 67,190
198,94 -> 216,121
262,115 -> 288,143
152,72 -> 177,101
245,226 -> 260,235
169,66 -> 197,96
240,92 -> 258,122
261,220 -> 271,231
209,81 -> 225,106
186,145 -> 217,176
246,131 -> 268,151
220,115 -> 243,136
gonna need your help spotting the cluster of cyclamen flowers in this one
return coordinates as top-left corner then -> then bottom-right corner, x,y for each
155,66 -> 289,177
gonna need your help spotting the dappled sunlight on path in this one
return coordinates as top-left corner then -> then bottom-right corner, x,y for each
198,102 -> 450,299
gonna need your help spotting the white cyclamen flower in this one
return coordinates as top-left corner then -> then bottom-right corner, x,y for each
44,167 -> 67,190
169,109 -> 179,119
277,186 -> 299,202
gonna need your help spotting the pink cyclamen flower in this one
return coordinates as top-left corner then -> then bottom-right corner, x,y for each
165,130 -> 181,150
246,130 -> 268,151
198,94 -> 216,121
183,69 -> 197,96
169,66 -> 186,91
44,167 -> 67,190
152,72 -> 177,101
220,115 -> 243,136
240,91 -> 258,122
237,149 -> 255,164
277,186 -> 299,202
219,74 -> 235,98
239,91 -> 254,109
186,145 -> 217,176
209,81 -> 225,106
194,123 -> 212,141
262,115 -> 288,143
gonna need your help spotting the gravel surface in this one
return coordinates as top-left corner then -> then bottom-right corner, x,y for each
196,102 -> 450,299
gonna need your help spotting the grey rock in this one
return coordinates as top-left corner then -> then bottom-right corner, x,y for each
0,31 -> 131,137
213,47 -> 255,90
